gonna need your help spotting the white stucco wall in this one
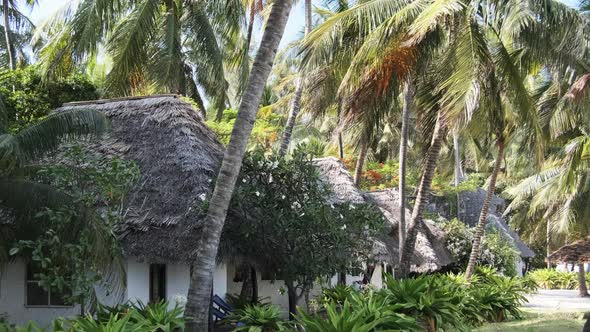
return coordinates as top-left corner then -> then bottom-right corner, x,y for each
1,259 -> 228,326
0,261 -> 80,327
225,265 -> 325,316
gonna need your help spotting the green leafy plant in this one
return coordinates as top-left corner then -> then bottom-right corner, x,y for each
295,297 -> 417,332
381,275 -> 464,332
227,304 -> 290,332
528,269 -> 580,289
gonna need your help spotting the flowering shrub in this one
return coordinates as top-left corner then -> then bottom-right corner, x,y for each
222,147 -> 384,316
441,219 -> 519,276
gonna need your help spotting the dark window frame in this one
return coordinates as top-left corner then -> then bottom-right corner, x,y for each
24,264 -> 72,308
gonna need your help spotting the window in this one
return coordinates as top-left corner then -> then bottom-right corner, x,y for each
149,264 -> 166,303
26,264 -> 70,306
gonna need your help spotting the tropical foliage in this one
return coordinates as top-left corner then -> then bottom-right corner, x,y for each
221,147 -> 384,316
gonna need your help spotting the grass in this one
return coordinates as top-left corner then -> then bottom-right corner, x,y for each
475,311 -> 586,332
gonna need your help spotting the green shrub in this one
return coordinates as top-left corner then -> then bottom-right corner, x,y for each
441,219 -> 520,276
528,269 -> 580,289
381,275 -> 465,332
226,304 -> 290,332
295,294 -> 418,332
320,284 -> 357,305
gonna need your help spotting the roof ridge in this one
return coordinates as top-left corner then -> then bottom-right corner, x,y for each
62,94 -> 180,106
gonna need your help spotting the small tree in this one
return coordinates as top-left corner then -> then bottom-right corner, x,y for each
222,148 -> 384,318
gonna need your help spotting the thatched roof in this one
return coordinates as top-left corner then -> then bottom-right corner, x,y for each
429,189 -> 535,258
56,95 -> 223,264
547,237 -> 590,263
314,157 -> 453,272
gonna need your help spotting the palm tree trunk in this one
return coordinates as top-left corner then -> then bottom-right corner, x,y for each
453,128 -> 463,218
183,1 -> 293,330
338,131 -> 344,158
3,0 -> 15,70
353,139 -> 368,186
398,112 -> 446,279
278,0 -> 312,156
465,138 -> 505,279
578,263 -> 589,297
398,79 -> 413,261
453,128 -> 463,186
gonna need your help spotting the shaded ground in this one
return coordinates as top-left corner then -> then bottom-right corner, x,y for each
475,311 -> 584,332
477,290 -> 590,331
524,289 -> 590,312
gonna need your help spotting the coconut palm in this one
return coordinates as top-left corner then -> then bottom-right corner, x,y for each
183,1 -> 294,330
278,0 -> 312,156
301,0 -> 586,278
35,0 -> 245,118
1,0 -> 36,69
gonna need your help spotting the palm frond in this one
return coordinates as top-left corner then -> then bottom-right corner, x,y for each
12,109 -> 109,163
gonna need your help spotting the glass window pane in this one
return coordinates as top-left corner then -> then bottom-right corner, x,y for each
50,288 -> 71,306
27,282 -> 49,306
26,264 -> 42,281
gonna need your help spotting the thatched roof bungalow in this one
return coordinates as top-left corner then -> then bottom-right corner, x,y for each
548,237 -> 590,263
56,95 -> 224,264
314,157 -> 453,272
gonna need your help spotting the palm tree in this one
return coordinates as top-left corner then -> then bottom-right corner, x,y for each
36,0 -> 245,118
278,0 -> 312,156
0,97 -> 110,263
1,0 -> 36,69
183,1 -> 294,330
302,0 -> 585,278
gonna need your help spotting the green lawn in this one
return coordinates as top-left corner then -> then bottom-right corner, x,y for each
475,312 -> 585,332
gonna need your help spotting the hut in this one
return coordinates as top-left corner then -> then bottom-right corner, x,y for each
548,237 -> 590,265
0,96 -> 449,325
429,188 -> 535,275
313,157 -> 453,280
0,95 -> 230,325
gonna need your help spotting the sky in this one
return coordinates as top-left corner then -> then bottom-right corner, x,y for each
18,0 -> 582,51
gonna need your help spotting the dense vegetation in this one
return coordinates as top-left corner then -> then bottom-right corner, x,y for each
2,0 -> 590,330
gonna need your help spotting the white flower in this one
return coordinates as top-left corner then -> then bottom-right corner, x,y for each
269,175 -> 274,183
341,224 -> 347,230
349,205 -> 356,210
172,294 -> 187,305
199,193 -> 207,201
255,191 -> 261,197
291,201 -> 302,209
208,179 -> 212,183
242,179 -> 247,183
330,204 -> 335,209
300,213 -> 305,217
281,195 -> 286,200
339,214 -> 344,219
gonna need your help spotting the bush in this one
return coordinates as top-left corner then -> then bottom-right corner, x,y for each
381,275 -> 465,332
226,304 -> 291,332
528,269 -> 581,289
441,219 -> 520,276
2,301 -> 183,332
296,292 -> 419,332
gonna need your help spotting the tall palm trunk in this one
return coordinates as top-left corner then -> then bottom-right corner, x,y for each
578,263 -> 589,297
278,0 -> 311,156
465,137 -> 505,279
453,128 -> 463,186
184,1 -> 293,330
338,132 -> 344,158
453,128 -> 463,218
353,139 -> 368,186
3,0 -> 15,70
398,79 -> 413,261
398,112 -> 446,278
